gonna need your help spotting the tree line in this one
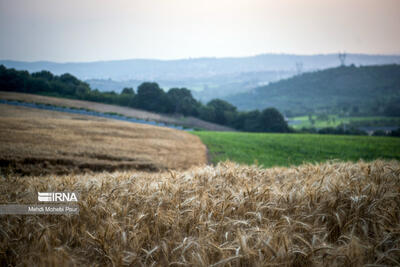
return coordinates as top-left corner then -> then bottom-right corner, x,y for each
0,65 -> 290,132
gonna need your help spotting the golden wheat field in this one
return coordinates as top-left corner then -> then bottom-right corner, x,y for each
0,104 -> 207,175
1,160 -> 399,266
1,100 -> 400,266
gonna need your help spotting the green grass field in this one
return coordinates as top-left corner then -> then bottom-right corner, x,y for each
289,115 -> 400,129
192,131 -> 400,167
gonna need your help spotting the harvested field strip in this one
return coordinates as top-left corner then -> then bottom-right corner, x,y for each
0,91 -> 234,131
0,99 -> 189,130
1,160 -> 399,266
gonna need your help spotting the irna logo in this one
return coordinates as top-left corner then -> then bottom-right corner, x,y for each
38,192 -> 78,202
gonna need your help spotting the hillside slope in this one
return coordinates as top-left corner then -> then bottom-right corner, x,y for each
226,64 -> 400,116
0,91 -> 234,131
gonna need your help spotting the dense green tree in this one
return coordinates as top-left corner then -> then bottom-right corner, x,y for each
384,99 -> 400,117
59,73 -> 81,86
390,128 -> 400,137
135,82 -> 173,113
26,78 -> 50,93
118,87 -> 136,106
206,99 -> 237,125
32,70 -> 54,81
198,105 -> 216,122
258,108 -> 289,132
167,88 -> 200,116
243,110 -> 262,132
121,87 -> 135,95
231,111 -> 262,131
75,84 -> 91,98
0,65 -> 28,92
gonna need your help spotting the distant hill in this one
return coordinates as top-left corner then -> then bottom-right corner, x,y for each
225,64 -> 400,116
86,70 -> 295,102
2,54 -> 400,104
2,54 -> 400,81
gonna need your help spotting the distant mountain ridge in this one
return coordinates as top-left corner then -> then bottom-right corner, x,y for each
1,53 -> 400,81
2,54 -> 400,104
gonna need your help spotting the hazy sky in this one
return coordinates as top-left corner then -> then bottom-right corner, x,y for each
0,0 -> 399,62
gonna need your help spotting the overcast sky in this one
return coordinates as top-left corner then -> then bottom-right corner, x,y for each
0,0 -> 399,62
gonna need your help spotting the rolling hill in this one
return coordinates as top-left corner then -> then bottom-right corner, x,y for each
0,92 -> 234,131
225,64 -> 400,116
2,54 -> 400,101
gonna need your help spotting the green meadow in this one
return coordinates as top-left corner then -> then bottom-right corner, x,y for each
193,131 -> 400,167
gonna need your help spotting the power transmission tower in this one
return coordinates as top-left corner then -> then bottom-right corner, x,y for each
338,52 -> 346,66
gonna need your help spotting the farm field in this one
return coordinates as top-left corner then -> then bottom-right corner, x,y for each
289,115 -> 400,129
193,131 -> 400,167
0,104 -> 207,175
0,91 -> 233,131
1,160 -> 399,265
1,94 -> 400,267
